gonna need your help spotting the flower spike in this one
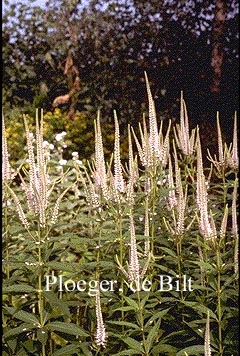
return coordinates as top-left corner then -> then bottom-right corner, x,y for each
95,286 -> 108,348
2,114 -> 12,181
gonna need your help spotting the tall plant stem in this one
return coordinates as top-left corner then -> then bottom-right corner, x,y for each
136,290 -> 148,356
176,235 -> 184,302
3,195 -> 10,281
116,208 -> 126,329
216,246 -> 223,356
37,223 -> 46,356
220,168 -> 228,207
150,171 -> 157,256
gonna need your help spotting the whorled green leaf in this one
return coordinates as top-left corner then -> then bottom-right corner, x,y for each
123,296 -> 139,311
181,301 -> 217,320
43,291 -> 70,317
13,310 -> 40,325
122,337 -> 144,353
3,323 -> 35,339
107,320 -> 139,329
2,284 -> 35,293
146,318 -> 161,353
145,308 -> 170,327
47,321 -> 88,337
112,350 -> 142,355
51,344 -> 81,356
46,261 -> 79,272
176,344 -> 204,355
37,328 -> 48,345
151,343 -> 178,354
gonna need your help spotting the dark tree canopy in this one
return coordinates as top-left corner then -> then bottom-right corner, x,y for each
3,0 -> 239,139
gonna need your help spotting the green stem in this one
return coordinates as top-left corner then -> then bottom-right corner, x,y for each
150,172 -> 157,256
136,290 -> 148,356
37,224 -> 46,356
3,192 -> 10,281
216,247 -> 223,356
176,235 -> 184,302
117,210 -> 125,329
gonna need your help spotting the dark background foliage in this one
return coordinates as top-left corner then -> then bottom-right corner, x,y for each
2,0 -> 239,153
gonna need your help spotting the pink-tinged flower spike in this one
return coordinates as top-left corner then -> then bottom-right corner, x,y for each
5,184 -> 30,229
116,212 -> 150,284
144,72 -> 161,163
2,115 -> 12,181
50,183 -> 75,225
174,91 -> 196,156
158,119 -> 171,169
95,286 -> 108,348
94,111 -> 108,198
216,112 -> 225,166
128,213 -> 140,283
126,125 -> 138,206
113,111 -> 125,194
204,311 -> 212,356
23,111 -> 48,227
196,132 -> 216,241
172,140 -> 184,197
78,166 -> 100,210
228,112 -> 238,171
219,204 -> 228,244
232,178 -> 238,274
207,112 -> 229,172
167,154 -> 178,209
131,116 -> 150,169
144,201 -> 150,256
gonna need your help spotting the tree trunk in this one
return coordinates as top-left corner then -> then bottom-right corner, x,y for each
210,0 -> 226,93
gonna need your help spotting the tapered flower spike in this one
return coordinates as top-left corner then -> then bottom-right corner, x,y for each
116,211 -> 149,283
219,204 -> 228,242
2,114 -> 12,181
144,71 -> 160,161
80,166 -> 101,209
50,183 -> 74,225
95,286 -> 108,348
228,112 -> 238,171
196,132 -> 216,240
216,112 -> 224,166
126,125 -> 138,205
94,111 -> 108,198
144,199 -> 150,256
168,155 -> 178,209
174,91 -> 196,156
131,116 -> 148,168
207,112 -> 229,172
204,311 -> 211,356
173,140 -> 182,196
23,111 -> 49,227
176,185 -> 187,236
5,184 -> 30,229
160,119 -> 171,168
113,111 -> 125,194
128,213 -> 140,283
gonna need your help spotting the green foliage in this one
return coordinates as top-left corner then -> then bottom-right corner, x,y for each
5,108 -> 116,164
2,97 -> 239,356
